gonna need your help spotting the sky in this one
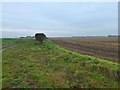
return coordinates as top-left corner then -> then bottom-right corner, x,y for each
1,2 -> 118,38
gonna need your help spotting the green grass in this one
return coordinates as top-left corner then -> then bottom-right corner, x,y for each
2,38 -> 120,88
2,38 -> 22,49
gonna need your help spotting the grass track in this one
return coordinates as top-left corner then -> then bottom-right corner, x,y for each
2,39 -> 120,88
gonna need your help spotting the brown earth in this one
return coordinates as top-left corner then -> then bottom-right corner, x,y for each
50,37 -> 118,63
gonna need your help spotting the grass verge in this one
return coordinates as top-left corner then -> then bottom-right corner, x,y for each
2,39 -> 120,88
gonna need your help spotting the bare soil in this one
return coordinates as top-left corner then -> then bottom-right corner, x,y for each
51,37 -> 118,62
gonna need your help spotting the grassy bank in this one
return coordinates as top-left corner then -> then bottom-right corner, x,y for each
2,39 -> 120,88
2,38 -> 21,49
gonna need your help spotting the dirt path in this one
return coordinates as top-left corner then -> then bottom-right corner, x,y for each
0,44 -> 19,52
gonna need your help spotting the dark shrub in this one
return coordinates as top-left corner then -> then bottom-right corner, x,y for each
35,33 -> 47,43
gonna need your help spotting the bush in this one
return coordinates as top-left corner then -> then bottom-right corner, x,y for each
35,33 -> 47,43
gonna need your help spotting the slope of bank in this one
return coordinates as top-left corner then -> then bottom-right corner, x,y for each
2,39 -> 120,88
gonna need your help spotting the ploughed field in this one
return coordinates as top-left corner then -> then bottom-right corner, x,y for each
51,37 -> 118,62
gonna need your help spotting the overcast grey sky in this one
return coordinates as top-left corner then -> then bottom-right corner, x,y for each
2,2 -> 118,38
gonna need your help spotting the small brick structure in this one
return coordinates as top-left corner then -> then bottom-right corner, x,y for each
35,33 -> 47,43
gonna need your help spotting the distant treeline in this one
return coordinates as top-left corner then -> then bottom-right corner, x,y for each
20,36 -> 35,38
108,35 -> 119,37
20,35 -> 119,38
71,35 -> 119,38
